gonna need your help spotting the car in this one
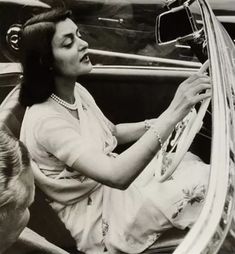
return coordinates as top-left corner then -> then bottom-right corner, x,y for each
0,0 -> 235,253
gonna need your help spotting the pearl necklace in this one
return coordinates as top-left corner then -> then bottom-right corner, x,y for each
50,93 -> 77,110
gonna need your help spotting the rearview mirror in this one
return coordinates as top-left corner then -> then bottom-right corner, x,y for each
156,4 -> 199,44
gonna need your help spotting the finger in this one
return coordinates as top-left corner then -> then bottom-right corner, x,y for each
193,76 -> 211,85
188,79 -> 211,93
181,76 -> 210,92
192,91 -> 211,105
190,83 -> 211,95
185,73 -> 210,84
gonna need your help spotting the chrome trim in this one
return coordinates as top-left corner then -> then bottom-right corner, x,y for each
0,63 -> 22,74
216,16 -> 235,24
88,49 -> 201,68
91,65 -> 199,73
0,62 -> 199,76
88,67 -> 197,78
175,44 -> 191,49
98,17 -> 124,24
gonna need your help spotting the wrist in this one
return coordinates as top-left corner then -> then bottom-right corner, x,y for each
149,126 -> 164,149
144,118 -> 159,130
152,111 -> 176,141
144,119 -> 152,131
160,109 -> 179,127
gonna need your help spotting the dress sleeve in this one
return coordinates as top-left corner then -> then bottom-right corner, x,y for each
35,115 -> 93,167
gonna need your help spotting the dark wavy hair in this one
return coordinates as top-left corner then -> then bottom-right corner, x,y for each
19,9 -> 72,106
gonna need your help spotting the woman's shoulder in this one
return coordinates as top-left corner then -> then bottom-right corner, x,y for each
26,99 -> 64,123
75,82 -> 96,104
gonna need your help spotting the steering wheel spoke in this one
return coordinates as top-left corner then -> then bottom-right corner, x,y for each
156,60 -> 210,182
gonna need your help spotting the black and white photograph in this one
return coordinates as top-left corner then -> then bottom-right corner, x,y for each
0,0 -> 235,253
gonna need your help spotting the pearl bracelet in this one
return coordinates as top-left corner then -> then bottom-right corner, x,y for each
150,126 -> 164,149
144,119 -> 151,131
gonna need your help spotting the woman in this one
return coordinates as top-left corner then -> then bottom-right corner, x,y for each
19,9 -> 211,254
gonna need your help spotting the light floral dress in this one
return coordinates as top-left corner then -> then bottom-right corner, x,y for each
20,83 -> 210,254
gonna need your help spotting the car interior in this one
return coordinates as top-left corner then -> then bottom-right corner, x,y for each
0,63 -> 212,253
3,0 -> 232,253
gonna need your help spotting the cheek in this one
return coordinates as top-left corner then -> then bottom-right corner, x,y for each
13,209 -> 30,241
53,50 -> 80,73
17,209 -> 30,233
5,209 -> 30,245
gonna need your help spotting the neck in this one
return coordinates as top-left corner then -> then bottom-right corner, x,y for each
54,76 -> 76,103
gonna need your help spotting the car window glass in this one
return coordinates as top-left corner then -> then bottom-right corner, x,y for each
64,0 -> 200,67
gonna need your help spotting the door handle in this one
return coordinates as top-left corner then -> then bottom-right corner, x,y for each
98,17 -> 124,24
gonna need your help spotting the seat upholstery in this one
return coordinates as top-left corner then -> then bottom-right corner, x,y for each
0,84 -> 187,254
0,85 -> 25,138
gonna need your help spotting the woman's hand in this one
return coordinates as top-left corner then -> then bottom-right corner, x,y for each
166,73 -> 211,124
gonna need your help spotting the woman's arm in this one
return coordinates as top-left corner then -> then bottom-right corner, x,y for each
72,74 -> 211,190
113,119 -> 156,145
73,109 -> 174,190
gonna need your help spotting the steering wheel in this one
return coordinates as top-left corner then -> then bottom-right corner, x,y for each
156,59 -> 210,182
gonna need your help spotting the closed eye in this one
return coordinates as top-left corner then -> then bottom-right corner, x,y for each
62,28 -> 82,48
63,41 -> 73,48
63,37 -> 73,48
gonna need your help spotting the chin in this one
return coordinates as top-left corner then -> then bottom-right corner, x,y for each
79,64 -> 93,75
86,61 -> 93,72
87,64 -> 93,73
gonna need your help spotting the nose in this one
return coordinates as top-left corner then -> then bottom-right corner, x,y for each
77,37 -> 89,51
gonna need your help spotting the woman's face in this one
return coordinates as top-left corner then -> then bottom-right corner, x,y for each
51,18 -> 92,78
